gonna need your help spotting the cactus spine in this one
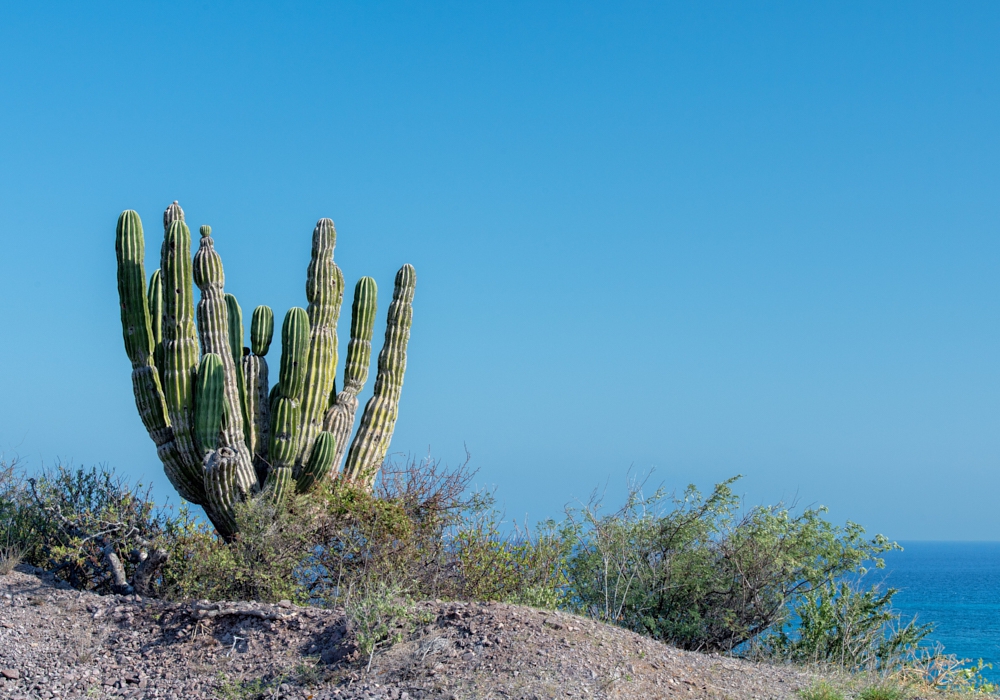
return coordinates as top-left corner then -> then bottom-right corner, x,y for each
344,264 -> 416,483
116,202 -> 416,538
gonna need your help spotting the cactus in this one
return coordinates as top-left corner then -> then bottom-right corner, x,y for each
343,264 -> 416,484
115,201 -> 416,537
323,277 -> 377,471
243,305 -> 273,483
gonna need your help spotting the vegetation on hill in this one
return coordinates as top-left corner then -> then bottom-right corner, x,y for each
0,456 -> 994,696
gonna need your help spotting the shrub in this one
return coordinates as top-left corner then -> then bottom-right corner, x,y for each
158,455 -> 569,609
858,684 -> 907,700
565,475 -> 899,653
346,579 -> 412,671
764,578 -> 931,671
1,461 -> 176,594
797,681 -> 846,700
799,681 -> 844,700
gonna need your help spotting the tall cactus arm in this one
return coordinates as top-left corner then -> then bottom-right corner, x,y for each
344,264 -> 416,485
159,214 -> 205,498
147,269 -> 165,387
243,353 -> 270,485
245,305 -> 274,484
296,431 -> 336,492
192,225 -> 257,517
225,293 -> 251,447
115,211 -> 201,504
270,307 -> 309,475
277,307 -> 310,401
194,353 -> 226,457
323,276 -> 378,475
295,219 -> 344,469
251,305 -> 274,357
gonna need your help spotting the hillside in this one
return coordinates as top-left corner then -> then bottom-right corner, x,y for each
0,566 -> 819,700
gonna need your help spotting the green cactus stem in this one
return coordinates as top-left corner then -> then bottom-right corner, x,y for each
296,430 -> 336,492
323,276 -> 378,474
251,305 -> 274,356
115,211 -> 201,504
269,397 -> 300,470
343,264 -> 416,484
192,224 -> 256,519
160,216 -> 205,497
194,353 -> 226,456
225,292 -> 251,447
244,305 -> 273,482
147,269 -> 164,386
295,219 -> 344,470
264,465 -> 293,504
277,307 -> 310,401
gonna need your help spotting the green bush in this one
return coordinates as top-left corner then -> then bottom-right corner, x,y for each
158,457 -> 569,609
765,578 -> 931,671
797,681 -> 846,700
0,460 -> 180,594
564,475 -> 899,653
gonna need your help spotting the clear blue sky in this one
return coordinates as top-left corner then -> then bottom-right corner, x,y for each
1,2 -> 998,540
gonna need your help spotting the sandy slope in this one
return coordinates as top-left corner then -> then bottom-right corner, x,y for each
0,566 -> 818,699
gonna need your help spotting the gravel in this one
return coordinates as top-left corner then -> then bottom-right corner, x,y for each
0,565 -> 820,699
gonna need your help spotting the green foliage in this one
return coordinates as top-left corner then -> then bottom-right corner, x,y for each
858,684 -> 907,700
159,495 -> 317,604
565,475 -> 897,653
798,681 -> 846,700
454,512 -> 572,609
765,578 -> 932,671
346,579 -> 412,671
7,462 -> 177,593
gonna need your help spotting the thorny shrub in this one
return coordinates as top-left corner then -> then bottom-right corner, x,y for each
0,459 -> 176,594
160,455 -> 567,609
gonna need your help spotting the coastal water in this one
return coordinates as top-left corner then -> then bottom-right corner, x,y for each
881,542 -> 1000,680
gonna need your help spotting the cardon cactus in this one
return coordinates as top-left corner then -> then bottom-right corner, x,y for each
115,201 -> 416,537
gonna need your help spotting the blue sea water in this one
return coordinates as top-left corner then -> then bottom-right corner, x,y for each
881,542 -> 1000,680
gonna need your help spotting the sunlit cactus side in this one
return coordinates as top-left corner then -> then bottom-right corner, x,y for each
158,215 -> 206,503
225,293 -> 251,447
295,218 -> 344,470
117,201 -> 419,534
295,428 -> 336,492
323,277 -> 378,474
243,305 -> 273,482
114,211 -> 197,503
192,226 -> 257,518
147,269 -> 164,385
343,264 -> 416,484
194,353 -> 226,457
268,307 -> 309,494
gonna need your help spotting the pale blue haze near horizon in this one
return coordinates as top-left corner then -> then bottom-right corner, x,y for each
1,2 -> 999,540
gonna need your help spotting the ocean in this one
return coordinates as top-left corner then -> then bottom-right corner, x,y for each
881,542 -> 1000,680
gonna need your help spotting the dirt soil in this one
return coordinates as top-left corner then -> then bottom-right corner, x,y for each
0,565 -> 820,700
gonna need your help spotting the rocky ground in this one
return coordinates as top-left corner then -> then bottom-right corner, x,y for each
0,565 -> 820,700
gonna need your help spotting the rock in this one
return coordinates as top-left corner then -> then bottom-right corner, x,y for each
0,669 -> 19,680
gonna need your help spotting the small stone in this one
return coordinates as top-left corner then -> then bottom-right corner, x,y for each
277,600 -> 293,608
462,652 -> 476,661
0,669 -> 19,680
